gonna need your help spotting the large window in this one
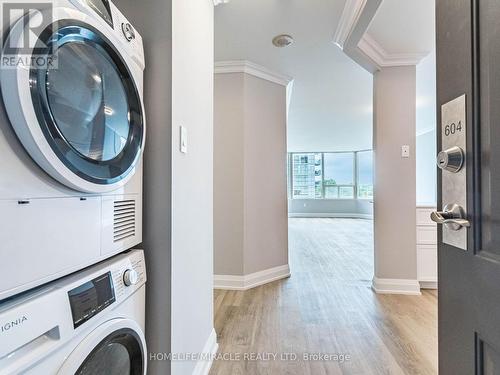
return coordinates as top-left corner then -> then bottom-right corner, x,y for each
324,153 -> 355,199
289,151 -> 373,200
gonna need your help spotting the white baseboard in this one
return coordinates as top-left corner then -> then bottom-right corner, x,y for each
192,328 -> 218,375
372,277 -> 422,295
419,280 -> 438,289
214,264 -> 291,291
288,213 -> 373,219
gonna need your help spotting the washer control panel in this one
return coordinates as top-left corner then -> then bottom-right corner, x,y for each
112,251 -> 146,299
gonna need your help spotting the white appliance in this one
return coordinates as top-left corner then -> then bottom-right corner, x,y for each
0,250 -> 147,375
0,0 -> 146,300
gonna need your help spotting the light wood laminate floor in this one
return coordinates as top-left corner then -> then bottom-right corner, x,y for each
210,218 -> 438,375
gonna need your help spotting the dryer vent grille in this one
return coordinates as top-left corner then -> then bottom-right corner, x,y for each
114,200 -> 136,242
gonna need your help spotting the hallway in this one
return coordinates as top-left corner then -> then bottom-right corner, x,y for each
211,218 -> 438,375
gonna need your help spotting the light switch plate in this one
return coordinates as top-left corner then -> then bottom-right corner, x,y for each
401,145 -> 410,158
180,126 -> 187,153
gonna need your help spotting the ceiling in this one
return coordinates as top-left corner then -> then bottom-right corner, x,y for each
367,0 -> 435,55
214,0 -> 435,152
215,0 -> 373,153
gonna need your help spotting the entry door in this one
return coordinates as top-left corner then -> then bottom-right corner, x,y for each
437,0 -> 500,374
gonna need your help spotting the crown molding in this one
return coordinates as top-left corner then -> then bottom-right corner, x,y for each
333,0 -> 367,49
214,60 -> 293,87
333,0 -> 430,71
359,33 -> 429,68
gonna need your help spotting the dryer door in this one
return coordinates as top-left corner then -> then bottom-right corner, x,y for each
1,8 -> 145,193
58,319 -> 147,375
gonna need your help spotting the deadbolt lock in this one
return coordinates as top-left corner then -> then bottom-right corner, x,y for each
437,146 -> 464,173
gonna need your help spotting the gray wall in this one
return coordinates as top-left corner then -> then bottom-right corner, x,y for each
114,1 -> 172,374
213,73 -> 245,275
243,74 -> 289,275
214,72 -> 289,276
288,199 -> 373,217
116,1 -> 214,374
373,66 -> 417,280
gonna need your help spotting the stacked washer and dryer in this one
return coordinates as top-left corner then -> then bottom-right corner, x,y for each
0,0 -> 147,373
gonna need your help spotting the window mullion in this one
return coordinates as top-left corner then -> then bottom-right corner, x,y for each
289,153 -> 292,199
354,151 -> 358,200
321,152 -> 325,199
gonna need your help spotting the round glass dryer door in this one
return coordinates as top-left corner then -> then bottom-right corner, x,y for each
30,22 -> 144,189
0,12 -> 145,193
46,42 -> 131,162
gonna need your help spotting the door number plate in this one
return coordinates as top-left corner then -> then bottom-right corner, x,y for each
441,94 -> 467,250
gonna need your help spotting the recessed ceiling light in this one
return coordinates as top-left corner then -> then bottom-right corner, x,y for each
272,34 -> 294,48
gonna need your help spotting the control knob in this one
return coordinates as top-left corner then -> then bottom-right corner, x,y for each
123,268 -> 139,286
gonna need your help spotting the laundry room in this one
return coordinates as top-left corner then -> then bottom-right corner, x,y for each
0,0 -> 214,374
1,0 -> 485,375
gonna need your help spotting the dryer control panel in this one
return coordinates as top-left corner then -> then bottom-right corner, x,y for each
70,0 -> 145,70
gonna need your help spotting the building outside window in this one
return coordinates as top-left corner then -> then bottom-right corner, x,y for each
290,153 -> 316,199
288,150 -> 373,200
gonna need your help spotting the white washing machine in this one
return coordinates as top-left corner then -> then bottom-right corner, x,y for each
0,249 -> 147,375
0,0 -> 146,300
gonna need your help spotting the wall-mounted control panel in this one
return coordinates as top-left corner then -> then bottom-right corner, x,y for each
432,94 -> 469,250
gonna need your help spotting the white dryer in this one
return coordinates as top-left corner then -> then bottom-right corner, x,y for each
0,249 -> 147,375
0,0 -> 146,300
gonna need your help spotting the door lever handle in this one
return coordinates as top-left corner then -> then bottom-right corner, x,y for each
430,204 -> 470,230
430,211 -> 470,227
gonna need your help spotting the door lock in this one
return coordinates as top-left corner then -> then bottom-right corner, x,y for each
431,204 -> 470,230
440,95 -> 467,249
437,146 -> 464,173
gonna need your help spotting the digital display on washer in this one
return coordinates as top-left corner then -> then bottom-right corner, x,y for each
68,272 -> 115,328
86,0 -> 113,28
